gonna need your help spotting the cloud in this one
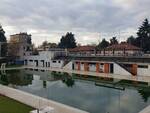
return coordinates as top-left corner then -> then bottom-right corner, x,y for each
0,0 -> 150,46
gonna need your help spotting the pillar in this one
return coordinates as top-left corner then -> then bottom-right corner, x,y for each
96,63 -> 100,73
77,62 -> 80,70
131,64 -> 137,76
84,62 -> 89,71
104,63 -> 109,73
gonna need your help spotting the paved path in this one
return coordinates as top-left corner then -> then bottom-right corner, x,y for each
139,105 -> 150,113
0,67 -> 24,70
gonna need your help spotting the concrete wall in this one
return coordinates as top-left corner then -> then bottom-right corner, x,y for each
113,63 -> 131,76
0,85 -> 88,113
137,65 -> 150,76
24,52 -> 64,68
48,60 -> 63,68
63,61 -> 73,70
80,63 -> 84,71
74,63 -> 78,70
89,64 -> 96,72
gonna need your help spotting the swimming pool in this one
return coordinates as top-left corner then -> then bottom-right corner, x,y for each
0,69 -> 150,113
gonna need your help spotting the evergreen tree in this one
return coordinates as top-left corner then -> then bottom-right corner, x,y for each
58,32 -> 77,48
126,35 -> 136,45
110,37 -> 118,45
136,18 -> 150,52
0,25 -> 7,57
97,38 -> 109,50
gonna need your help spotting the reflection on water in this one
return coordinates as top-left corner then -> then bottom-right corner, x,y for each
0,69 -> 150,113
138,89 -> 150,102
0,70 -> 33,86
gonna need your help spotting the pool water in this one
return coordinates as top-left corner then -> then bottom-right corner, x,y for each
0,69 -> 150,113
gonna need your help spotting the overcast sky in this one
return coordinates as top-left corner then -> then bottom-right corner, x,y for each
0,0 -> 150,46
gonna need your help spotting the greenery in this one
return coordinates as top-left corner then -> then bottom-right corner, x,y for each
126,35 -> 136,45
0,25 -> 7,57
97,38 -> 109,49
0,95 -> 33,113
97,37 -> 118,50
27,36 -> 32,45
58,32 -> 77,48
40,41 -> 57,50
127,18 -> 150,52
0,70 -> 33,86
109,37 -> 118,45
136,18 -> 150,52
6,64 -> 23,68
96,18 -> 150,52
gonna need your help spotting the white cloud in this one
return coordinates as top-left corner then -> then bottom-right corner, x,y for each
0,0 -> 150,46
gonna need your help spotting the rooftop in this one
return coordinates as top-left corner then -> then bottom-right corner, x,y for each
10,32 -> 31,36
105,42 -> 141,51
69,46 -> 95,52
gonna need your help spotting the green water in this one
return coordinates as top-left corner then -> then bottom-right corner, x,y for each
0,69 -> 150,113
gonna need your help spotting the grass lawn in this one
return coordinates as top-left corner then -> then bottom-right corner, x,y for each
0,95 -> 34,113
6,64 -> 23,68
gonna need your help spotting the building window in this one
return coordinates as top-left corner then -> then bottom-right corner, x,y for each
52,60 -> 56,63
138,65 -> 148,68
48,62 -> 50,67
58,61 -> 61,63
29,60 -> 33,62
89,63 -> 96,65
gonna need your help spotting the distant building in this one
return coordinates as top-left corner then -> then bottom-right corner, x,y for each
24,46 -> 150,77
8,32 -> 33,60
24,48 -> 66,68
98,42 -> 143,56
37,42 -> 58,51
68,45 -> 96,55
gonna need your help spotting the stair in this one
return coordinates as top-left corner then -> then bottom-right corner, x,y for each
115,62 -> 134,75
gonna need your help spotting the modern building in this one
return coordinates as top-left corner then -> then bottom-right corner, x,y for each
98,42 -> 142,56
37,43 -> 58,51
64,60 -> 150,76
24,48 -> 150,77
8,32 -> 33,60
24,48 -> 66,68
23,42 -> 150,77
